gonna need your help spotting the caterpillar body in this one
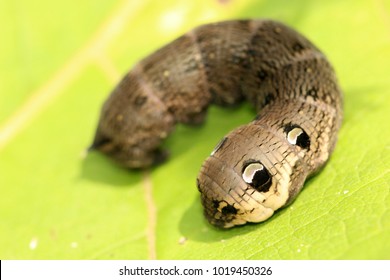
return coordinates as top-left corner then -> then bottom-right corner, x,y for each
91,20 -> 343,228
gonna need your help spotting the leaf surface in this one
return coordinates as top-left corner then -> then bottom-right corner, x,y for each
0,0 -> 389,259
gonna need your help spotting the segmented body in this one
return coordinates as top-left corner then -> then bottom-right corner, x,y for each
91,20 -> 343,228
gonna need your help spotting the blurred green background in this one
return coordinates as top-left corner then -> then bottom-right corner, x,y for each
0,0 -> 389,259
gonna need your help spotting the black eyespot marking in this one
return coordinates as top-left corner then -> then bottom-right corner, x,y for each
242,161 -> 272,192
221,204 -> 237,215
296,132 -> 310,149
284,123 -> 310,149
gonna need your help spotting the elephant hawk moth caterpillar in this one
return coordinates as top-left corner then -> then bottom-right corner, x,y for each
91,20 -> 343,228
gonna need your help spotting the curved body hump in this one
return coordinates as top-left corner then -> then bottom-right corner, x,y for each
91,20 -> 343,228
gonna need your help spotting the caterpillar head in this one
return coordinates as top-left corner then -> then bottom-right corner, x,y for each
197,123 -> 308,228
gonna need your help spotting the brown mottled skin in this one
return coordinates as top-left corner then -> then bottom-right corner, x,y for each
91,20 -> 342,228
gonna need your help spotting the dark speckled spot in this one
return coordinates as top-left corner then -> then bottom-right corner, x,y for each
293,42 -> 305,52
222,204 -> 237,215
135,95 -> 148,107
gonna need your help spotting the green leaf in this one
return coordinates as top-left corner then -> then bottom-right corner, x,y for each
0,0 -> 389,259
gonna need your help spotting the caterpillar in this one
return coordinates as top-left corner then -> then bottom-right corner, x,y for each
90,20 -> 343,228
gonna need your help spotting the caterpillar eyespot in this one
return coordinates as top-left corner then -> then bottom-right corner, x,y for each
242,161 -> 272,192
284,124 -> 310,149
91,19 -> 343,228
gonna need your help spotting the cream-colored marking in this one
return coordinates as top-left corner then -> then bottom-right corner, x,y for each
163,70 -> 170,77
305,95 -> 314,103
287,127 -> 304,145
242,163 -> 264,184
262,152 -> 301,210
194,53 -> 202,61
217,201 -> 228,212
241,203 -> 274,224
